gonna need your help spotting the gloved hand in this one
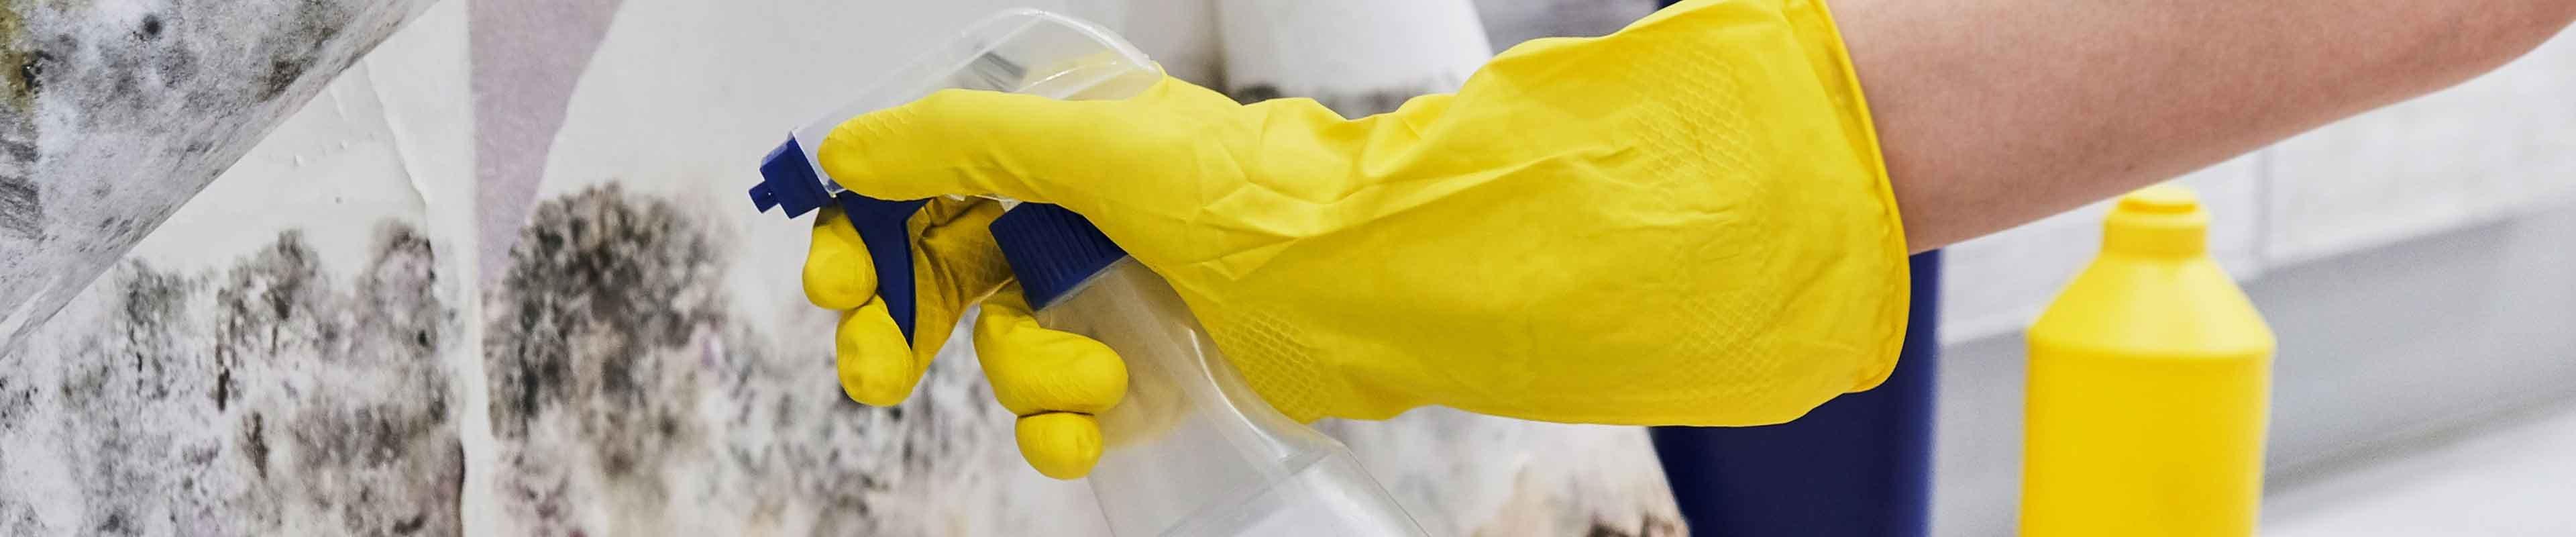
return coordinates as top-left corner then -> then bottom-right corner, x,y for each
806,0 -> 1911,479
802,200 -> 1130,479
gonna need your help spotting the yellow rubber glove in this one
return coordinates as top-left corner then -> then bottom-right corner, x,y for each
803,201 -> 1128,479
808,0 -> 1909,479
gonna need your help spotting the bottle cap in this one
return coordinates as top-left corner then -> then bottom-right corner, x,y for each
991,203 -> 1130,309
2103,184 -> 2209,257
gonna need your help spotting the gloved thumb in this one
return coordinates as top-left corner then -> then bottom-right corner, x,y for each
815,81 -> 1220,209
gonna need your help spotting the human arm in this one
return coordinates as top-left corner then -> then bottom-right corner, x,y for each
796,0 -> 2576,479
1833,0 -> 2576,249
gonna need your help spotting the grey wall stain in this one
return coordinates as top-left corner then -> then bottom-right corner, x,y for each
0,499 -> 38,536
486,183 -> 720,448
0,12 -> 37,241
0,171 -> 34,237
486,184 -> 1009,535
0,374 -> 31,429
254,0 -> 356,102
1,223 -> 462,536
484,183 -> 727,534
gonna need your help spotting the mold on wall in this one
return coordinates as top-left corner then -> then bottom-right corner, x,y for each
482,184 -> 1035,535
0,224 -> 464,536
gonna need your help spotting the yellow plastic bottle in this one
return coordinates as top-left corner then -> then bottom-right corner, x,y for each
2020,185 -> 2276,536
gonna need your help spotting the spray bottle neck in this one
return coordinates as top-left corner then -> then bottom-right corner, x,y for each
992,203 -> 1130,309
2100,185 -> 2209,258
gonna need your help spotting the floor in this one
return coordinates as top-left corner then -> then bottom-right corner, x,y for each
2263,401 -> 2576,536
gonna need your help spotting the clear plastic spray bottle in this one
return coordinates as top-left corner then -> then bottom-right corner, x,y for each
993,203 -> 1426,536
747,10 -> 1426,536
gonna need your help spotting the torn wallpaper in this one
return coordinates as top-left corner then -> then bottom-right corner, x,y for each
0,0 -> 436,352
3,1 -> 1684,535
0,1 -> 473,534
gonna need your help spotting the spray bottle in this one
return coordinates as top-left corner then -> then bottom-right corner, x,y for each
746,10 -> 1427,536
2019,185 -> 2276,536
989,203 -> 1426,536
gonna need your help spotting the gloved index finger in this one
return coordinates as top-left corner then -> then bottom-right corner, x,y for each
758,132 -> 933,343
816,89 -> 1106,205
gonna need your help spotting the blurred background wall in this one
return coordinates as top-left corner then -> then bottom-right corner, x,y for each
1933,28 -> 2576,536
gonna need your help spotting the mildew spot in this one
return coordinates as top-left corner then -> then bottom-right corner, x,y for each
253,0 -> 356,103
484,184 -> 997,534
0,173 -> 34,236
15,222 -> 460,536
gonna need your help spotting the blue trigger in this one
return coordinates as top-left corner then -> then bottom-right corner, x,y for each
835,193 -> 933,343
754,136 -> 933,343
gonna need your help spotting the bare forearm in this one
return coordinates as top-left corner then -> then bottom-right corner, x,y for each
1829,0 -> 2576,250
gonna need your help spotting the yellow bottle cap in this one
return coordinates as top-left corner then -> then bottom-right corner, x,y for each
2102,184 -> 2209,257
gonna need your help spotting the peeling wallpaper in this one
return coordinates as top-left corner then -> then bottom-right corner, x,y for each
0,0 -> 435,351
1,0 -> 474,532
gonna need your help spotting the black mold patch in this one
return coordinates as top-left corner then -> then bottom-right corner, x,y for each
21,222 -> 461,536
487,184 -> 719,440
241,411 -> 268,478
0,173 -> 35,237
485,184 -> 996,534
254,0 -> 356,103
258,59 -> 303,104
487,184 -> 720,501
0,138 -> 33,163
0,499 -> 44,535
15,50 -> 43,98
0,376 -> 33,430
9,0 -> 406,138
152,46 -> 194,91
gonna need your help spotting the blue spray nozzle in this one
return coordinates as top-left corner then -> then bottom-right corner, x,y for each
753,138 -> 832,217
749,8 -> 1161,346
832,194 -> 932,342
753,136 -> 932,342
